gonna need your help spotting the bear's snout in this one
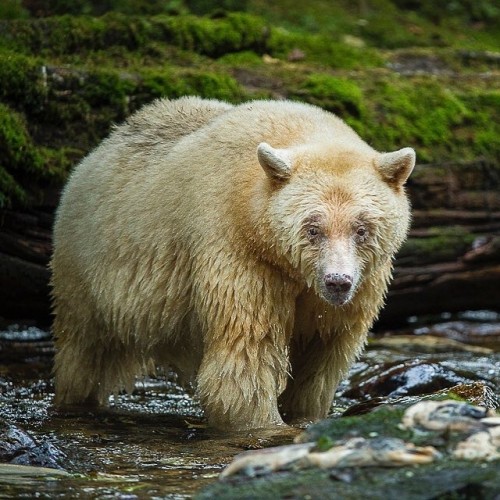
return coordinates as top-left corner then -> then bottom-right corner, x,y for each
322,273 -> 354,305
324,273 -> 352,292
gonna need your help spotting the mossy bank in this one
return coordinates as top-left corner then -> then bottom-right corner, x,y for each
0,0 -> 499,207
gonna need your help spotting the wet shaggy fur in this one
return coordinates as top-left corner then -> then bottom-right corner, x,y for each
51,96 -> 415,430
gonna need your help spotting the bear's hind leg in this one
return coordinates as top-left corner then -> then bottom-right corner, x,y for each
54,332 -> 140,408
54,340 -> 106,407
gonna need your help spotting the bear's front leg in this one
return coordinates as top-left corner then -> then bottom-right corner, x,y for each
197,332 -> 289,430
280,320 -> 369,424
279,335 -> 341,424
192,253 -> 299,430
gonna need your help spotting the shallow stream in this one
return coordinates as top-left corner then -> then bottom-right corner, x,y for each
0,311 -> 498,498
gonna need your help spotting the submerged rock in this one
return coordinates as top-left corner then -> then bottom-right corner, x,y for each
0,463 -> 69,478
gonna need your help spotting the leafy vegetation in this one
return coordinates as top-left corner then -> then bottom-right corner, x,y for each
0,0 -> 498,206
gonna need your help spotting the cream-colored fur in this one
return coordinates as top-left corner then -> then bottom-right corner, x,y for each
51,96 -> 415,430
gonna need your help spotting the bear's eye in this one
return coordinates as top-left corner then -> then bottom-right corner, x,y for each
355,225 -> 368,242
306,226 -> 321,241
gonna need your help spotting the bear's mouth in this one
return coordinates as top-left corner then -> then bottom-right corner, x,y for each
319,283 -> 355,306
319,287 -> 354,307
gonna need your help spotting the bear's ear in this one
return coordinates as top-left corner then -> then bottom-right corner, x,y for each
376,147 -> 416,187
257,142 -> 292,181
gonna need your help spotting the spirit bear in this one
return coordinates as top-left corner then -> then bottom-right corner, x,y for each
51,96 -> 415,430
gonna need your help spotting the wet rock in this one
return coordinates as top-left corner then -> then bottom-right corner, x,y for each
0,419 -> 67,470
400,400 -> 500,462
371,334 -> 493,354
448,383 -> 499,408
199,400 -> 500,500
412,320 -> 500,350
221,400 -> 460,480
342,360 -> 470,400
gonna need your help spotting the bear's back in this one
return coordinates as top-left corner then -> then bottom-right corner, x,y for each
116,96 -> 234,150
57,96 -> 234,213
174,99 -> 369,160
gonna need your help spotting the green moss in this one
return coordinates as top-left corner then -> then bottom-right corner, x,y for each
0,51 -> 47,114
0,169 -> 26,208
81,70 -> 136,117
0,0 -> 29,19
182,71 -> 243,100
0,4 -> 498,210
392,0 -> 500,25
248,0 -> 500,52
459,90 -> 500,162
150,12 -> 267,57
355,4 -> 446,49
292,74 -> 365,118
269,29 -> 383,68
0,10 -> 383,68
217,50 -> 263,65
304,405 -> 411,444
281,72 -> 499,164
0,14 -> 154,54
137,67 -> 243,103
0,105 -> 42,172
198,460 -> 500,500
0,104 -> 44,207
0,12 -> 271,58
361,78 -> 473,162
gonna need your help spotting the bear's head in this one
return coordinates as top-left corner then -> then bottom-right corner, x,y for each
257,141 -> 415,306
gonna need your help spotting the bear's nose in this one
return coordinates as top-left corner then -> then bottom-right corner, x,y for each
324,273 -> 353,293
